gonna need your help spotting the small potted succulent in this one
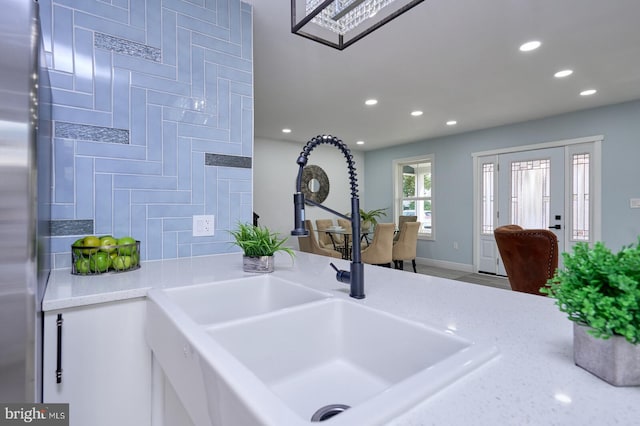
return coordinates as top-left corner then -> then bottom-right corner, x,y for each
229,223 -> 294,273
541,239 -> 640,386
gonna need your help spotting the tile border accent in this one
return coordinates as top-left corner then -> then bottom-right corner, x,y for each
205,153 -> 252,168
55,122 -> 130,144
94,32 -> 162,62
50,219 -> 94,236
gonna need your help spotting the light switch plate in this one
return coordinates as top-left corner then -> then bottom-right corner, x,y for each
193,215 -> 215,236
630,199 -> 640,209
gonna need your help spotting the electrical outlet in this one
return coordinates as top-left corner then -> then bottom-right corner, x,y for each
453,241 -> 459,250
193,215 -> 215,237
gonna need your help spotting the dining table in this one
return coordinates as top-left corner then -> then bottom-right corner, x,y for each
323,227 -> 372,260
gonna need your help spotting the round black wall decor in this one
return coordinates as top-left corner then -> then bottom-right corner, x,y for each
301,165 -> 330,204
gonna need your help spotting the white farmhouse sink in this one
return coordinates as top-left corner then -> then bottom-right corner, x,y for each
159,275 -> 331,325
146,278 -> 498,426
203,299 -> 498,425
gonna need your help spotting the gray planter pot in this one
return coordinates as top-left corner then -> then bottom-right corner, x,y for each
573,322 -> 640,386
242,255 -> 274,273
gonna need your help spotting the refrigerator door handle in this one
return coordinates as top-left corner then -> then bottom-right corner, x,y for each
56,314 -> 63,384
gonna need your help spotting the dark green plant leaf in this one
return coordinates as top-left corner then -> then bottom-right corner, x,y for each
229,222 -> 295,259
541,238 -> 640,344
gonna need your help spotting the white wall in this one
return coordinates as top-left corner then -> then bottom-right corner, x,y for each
254,138 -> 366,249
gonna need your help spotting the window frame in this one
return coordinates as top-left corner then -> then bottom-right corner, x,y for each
567,144 -> 595,243
393,154 -> 435,240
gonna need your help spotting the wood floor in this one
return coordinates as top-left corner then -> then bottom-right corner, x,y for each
405,264 -> 511,291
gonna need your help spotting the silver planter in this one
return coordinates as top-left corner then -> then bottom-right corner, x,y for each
573,323 -> 640,386
242,255 -> 274,273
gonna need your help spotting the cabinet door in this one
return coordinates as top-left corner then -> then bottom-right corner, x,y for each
43,298 -> 151,426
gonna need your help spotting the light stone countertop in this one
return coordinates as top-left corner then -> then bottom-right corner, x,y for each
44,251 -> 640,425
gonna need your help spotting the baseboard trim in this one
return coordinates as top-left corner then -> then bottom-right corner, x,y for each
415,257 -> 474,273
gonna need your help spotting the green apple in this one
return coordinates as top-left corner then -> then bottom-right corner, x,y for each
82,235 -> 100,255
72,238 -> 85,256
75,257 -> 91,275
99,236 -> 118,253
89,252 -> 111,273
117,236 -> 137,256
112,255 -> 132,271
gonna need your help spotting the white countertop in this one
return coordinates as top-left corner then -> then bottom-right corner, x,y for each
44,251 -> 640,425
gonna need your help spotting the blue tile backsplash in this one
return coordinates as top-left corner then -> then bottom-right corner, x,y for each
41,0 -> 253,267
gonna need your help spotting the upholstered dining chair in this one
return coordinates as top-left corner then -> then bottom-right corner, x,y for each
337,219 -> 360,252
297,220 -> 342,259
361,223 -> 396,267
493,224 -> 559,295
336,218 -> 351,231
336,218 -> 368,249
392,221 -> 421,272
316,219 -> 344,249
394,215 -> 417,242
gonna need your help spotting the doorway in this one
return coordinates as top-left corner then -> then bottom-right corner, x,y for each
473,136 -> 601,275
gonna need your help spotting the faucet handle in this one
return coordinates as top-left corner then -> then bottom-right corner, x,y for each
330,263 -> 350,284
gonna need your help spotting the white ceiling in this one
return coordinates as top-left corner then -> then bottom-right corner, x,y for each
250,0 -> 640,151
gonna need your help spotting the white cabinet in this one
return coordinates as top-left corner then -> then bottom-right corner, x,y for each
43,298 -> 151,426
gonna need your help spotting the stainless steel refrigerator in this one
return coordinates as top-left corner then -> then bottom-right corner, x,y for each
0,0 -> 52,402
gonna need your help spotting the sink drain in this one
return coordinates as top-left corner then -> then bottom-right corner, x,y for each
311,404 -> 351,422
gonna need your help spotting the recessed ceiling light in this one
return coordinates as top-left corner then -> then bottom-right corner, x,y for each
554,69 -> 573,78
365,99 -> 378,106
410,110 -> 423,117
282,128 -> 292,133
446,120 -> 457,126
356,140 -> 365,145
519,40 -> 541,52
580,89 -> 597,96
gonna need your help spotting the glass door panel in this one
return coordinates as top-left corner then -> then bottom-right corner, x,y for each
496,147 -> 565,275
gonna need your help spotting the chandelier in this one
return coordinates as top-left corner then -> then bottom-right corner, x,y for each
291,0 -> 424,50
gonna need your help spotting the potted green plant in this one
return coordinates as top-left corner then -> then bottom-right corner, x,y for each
541,239 -> 640,386
358,208 -> 388,231
229,223 -> 294,273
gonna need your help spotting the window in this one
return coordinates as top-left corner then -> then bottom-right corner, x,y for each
395,155 -> 433,238
481,162 -> 495,234
510,159 -> 551,229
571,152 -> 590,241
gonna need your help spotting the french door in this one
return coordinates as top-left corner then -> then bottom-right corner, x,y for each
476,139 -> 599,275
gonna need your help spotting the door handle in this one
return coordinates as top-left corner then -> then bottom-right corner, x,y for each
548,224 -> 561,230
56,313 -> 63,384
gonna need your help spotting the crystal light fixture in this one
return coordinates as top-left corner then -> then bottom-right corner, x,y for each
292,0 -> 424,50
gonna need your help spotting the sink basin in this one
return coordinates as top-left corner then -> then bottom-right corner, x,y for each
202,299 -> 498,425
159,275 -> 331,325
146,275 -> 332,426
147,280 -> 497,426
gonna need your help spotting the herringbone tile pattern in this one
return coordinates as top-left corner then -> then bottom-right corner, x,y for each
40,0 -> 253,267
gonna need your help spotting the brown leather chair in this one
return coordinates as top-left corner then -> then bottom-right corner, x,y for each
297,220 -> 342,259
493,224 -> 558,295
392,221 -> 421,272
